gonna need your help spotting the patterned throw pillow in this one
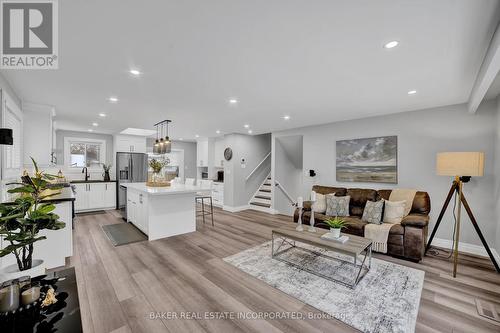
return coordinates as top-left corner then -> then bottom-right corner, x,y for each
361,200 -> 384,224
383,200 -> 406,224
326,194 -> 350,217
312,192 -> 327,213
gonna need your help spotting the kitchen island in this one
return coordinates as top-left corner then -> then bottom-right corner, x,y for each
121,183 -> 211,240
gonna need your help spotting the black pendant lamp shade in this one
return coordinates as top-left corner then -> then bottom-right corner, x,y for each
153,120 -> 172,154
0,128 -> 13,145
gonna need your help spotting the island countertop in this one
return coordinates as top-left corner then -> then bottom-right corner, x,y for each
121,182 -> 211,196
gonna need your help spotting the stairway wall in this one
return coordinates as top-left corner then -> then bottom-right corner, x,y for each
224,133 -> 271,209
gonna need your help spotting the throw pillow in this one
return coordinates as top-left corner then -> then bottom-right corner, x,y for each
326,194 -> 350,217
383,200 -> 406,224
361,200 -> 384,224
389,189 -> 417,217
311,192 -> 327,213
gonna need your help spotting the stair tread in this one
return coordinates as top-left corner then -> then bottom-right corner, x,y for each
255,195 -> 271,200
250,202 -> 271,208
259,189 -> 271,193
263,183 -> 271,186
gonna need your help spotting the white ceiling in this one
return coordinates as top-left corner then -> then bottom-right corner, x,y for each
2,0 -> 500,139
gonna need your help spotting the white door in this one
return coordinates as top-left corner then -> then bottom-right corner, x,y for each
104,182 -> 116,208
73,183 -> 88,211
88,183 -> 106,209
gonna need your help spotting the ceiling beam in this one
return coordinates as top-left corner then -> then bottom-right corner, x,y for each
468,23 -> 500,113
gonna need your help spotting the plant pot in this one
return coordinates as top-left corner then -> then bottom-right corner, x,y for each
329,228 -> 341,238
0,259 -> 46,283
103,171 -> 111,182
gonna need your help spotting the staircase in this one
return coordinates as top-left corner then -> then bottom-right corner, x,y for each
249,174 -> 274,213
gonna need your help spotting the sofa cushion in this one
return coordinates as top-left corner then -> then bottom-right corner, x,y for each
312,192 -> 327,213
361,200 -> 384,224
383,200 -> 406,223
326,195 -> 350,217
347,188 -> 378,216
401,214 -> 429,228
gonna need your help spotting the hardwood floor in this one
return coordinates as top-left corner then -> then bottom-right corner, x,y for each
68,208 -> 500,333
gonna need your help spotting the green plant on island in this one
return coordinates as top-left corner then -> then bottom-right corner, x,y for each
324,217 -> 346,229
0,158 -> 66,271
149,157 -> 170,174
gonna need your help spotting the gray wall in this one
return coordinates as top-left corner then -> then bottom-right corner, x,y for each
0,72 -> 21,109
224,133 -> 271,208
55,130 -> 114,165
273,100 -> 498,248
495,96 -> 500,252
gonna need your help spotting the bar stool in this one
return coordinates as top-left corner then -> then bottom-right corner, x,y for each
195,179 -> 214,226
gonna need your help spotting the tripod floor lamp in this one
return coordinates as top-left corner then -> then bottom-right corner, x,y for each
425,152 -> 499,277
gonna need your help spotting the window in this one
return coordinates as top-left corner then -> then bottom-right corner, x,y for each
64,137 -> 106,168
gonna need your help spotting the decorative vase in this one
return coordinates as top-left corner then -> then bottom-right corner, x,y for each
103,171 -> 110,182
330,228 -> 341,238
0,259 -> 45,283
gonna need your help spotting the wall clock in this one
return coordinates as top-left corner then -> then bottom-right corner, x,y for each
224,147 -> 233,161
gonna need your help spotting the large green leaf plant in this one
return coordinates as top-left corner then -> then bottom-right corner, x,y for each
0,158 -> 66,271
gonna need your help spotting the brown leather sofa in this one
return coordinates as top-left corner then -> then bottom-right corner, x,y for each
293,185 -> 431,262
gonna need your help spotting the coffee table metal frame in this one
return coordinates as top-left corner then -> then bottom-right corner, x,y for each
271,230 -> 372,289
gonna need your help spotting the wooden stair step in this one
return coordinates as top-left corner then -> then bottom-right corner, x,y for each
255,195 -> 271,200
263,183 -> 271,186
250,202 -> 271,208
259,189 -> 271,193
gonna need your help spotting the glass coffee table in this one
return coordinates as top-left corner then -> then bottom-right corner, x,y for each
271,225 -> 372,289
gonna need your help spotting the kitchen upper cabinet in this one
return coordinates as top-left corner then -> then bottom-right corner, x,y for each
73,182 -> 116,212
197,139 -> 208,167
214,138 -> 225,168
114,135 -> 147,153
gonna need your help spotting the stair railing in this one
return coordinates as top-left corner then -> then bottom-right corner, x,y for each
245,151 -> 271,181
275,180 -> 297,206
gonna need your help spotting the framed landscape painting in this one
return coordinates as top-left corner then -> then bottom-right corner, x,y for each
336,136 -> 397,184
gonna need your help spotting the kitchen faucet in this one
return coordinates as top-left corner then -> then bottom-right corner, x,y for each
82,167 -> 89,181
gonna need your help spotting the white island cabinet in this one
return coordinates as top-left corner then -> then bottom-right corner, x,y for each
122,183 -> 211,241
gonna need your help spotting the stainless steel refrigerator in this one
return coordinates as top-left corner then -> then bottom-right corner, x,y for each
116,152 -> 148,219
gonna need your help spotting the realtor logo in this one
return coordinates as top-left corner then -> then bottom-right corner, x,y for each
0,0 -> 58,69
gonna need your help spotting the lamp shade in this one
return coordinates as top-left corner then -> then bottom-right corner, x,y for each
436,152 -> 484,177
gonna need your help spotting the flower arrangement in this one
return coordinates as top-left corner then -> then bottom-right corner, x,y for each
149,158 -> 170,174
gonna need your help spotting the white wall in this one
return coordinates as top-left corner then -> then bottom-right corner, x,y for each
273,101 -> 497,248
495,96 -> 500,252
273,135 -> 303,215
224,133 -> 271,208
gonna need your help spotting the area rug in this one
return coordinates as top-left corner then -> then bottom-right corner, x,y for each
223,241 -> 424,333
101,223 -> 147,246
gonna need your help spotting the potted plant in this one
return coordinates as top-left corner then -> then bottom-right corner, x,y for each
102,163 -> 112,181
324,217 -> 346,238
0,158 -> 65,282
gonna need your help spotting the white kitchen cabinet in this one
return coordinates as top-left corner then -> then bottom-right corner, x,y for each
23,103 -> 55,167
214,138 -> 225,168
114,135 -> 147,153
212,182 -> 224,207
197,139 -> 208,167
73,182 -> 116,212
126,189 -> 148,234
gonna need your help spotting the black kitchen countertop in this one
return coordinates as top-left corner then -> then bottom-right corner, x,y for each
70,179 -> 117,184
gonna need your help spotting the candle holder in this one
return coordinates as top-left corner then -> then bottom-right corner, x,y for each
308,208 -> 317,232
295,197 -> 304,231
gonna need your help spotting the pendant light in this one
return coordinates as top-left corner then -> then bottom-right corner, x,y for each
153,120 -> 172,155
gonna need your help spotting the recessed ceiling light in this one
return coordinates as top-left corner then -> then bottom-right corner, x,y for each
407,90 -> 417,95
216,130 -> 221,134
244,124 -> 250,129
248,130 -> 253,134
98,113 -> 106,117
195,134 -> 199,138
229,98 -> 238,104
108,96 -> 118,103
179,138 -> 183,141
283,115 -> 290,120
384,41 -> 399,49
129,69 -> 141,76
87,129 -> 93,132
92,122 -> 99,127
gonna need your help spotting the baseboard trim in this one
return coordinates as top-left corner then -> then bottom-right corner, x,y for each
223,205 -> 250,213
431,237 -> 500,263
